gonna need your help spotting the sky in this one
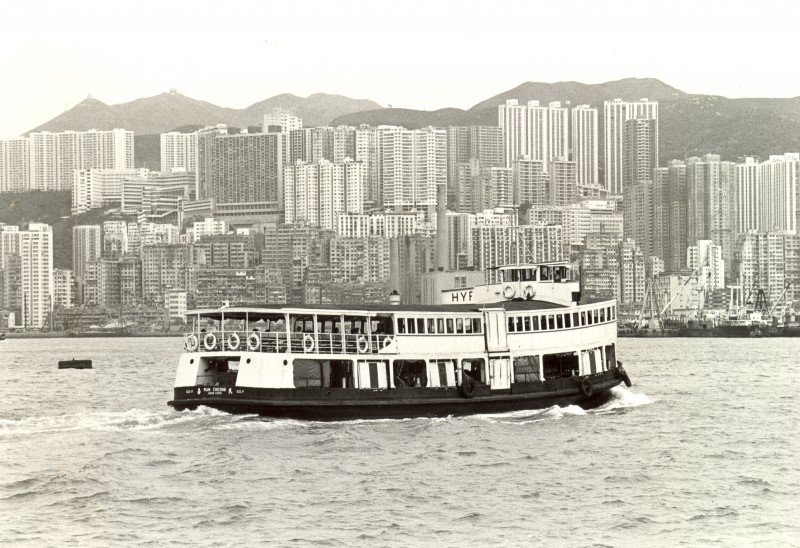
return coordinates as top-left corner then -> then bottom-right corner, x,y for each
1,0 -> 798,138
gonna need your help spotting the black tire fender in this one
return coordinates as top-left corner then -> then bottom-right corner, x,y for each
459,376 -> 476,398
580,378 -> 594,397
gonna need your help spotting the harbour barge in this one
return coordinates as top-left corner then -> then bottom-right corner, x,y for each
168,263 -> 631,420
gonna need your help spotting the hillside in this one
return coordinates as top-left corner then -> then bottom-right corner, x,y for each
27,92 -> 383,135
333,78 -> 800,162
0,191 -> 132,270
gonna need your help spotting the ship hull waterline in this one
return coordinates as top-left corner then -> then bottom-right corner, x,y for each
169,373 -> 624,420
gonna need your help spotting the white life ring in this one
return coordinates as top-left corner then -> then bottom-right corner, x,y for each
523,284 -> 536,299
303,333 -> 315,352
502,284 -> 516,299
382,335 -> 394,349
203,333 -> 217,351
185,334 -> 199,351
228,332 -> 240,351
247,333 -> 261,351
356,335 -> 369,354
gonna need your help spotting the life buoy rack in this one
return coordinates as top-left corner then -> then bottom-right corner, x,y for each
522,284 -> 536,300
356,335 -> 369,354
247,333 -> 261,352
185,334 -> 199,351
203,332 -> 217,351
579,378 -> 594,397
502,284 -> 516,299
382,335 -> 394,349
459,375 -> 476,398
227,332 -> 240,351
303,333 -> 315,353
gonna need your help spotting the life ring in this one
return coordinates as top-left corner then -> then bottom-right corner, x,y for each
579,378 -> 594,397
227,332 -> 240,351
382,336 -> 394,349
247,333 -> 261,352
303,333 -> 315,352
203,333 -> 217,351
523,284 -> 536,299
185,334 -> 199,351
459,375 -> 476,398
356,335 -> 369,354
502,285 -> 516,299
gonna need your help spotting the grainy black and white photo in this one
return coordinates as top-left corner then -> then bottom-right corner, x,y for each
1,0 -> 798,545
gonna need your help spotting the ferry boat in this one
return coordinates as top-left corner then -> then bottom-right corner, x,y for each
168,262 -> 631,420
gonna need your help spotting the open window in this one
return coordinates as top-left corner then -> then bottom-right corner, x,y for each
461,358 -> 486,384
513,355 -> 540,383
542,352 -> 579,380
393,359 -> 427,387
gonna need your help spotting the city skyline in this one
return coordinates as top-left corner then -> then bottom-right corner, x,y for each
1,0 -> 799,138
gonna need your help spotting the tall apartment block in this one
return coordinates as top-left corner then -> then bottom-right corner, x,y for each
604,98 -> 658,194
685,154 -> 736,274
28,129 -> 134,191
196,127 -> 283,222
284,159 -> 365,231
160,131 -> 198,172
571,105 -> 598,188
379,127 -> 446,220
72,225 -> 102,305
0,223 -> 53,328
498,99 -> 572,170
0,138 -> 30,193
734,154 -> 799,234
446,126 -> 502,208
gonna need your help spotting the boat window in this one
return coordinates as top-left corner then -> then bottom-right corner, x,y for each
581,311 -> 587,325
464,319 -> 472,333
540,316 -> 547,331
573,312 -> 579,327
426,318 -> 434,334
430,359 -> 457,387
543,352 -> 579,380
521,268 -> 533,282
406,318 -> 416,334
593,309 -> 599,323
397,318 -> 406,334
462,358 -> 486,384
554,267 -> 563,283
513,355 -> 540,383
446,319 -> 454,334
556,314 -> 564,329
508,317 -> 515,332
548,315 -> 555,330
416,318 -> 425,334
564,314 -> 571,328
437,318 -> 445,333
611,307 -> 616,320
472,318 -> 482,333
540,266 -> 550,281
523,316 -> 531,331
455,318 -> 464,333
600,308 -> 606,322
532,316 -> 539,330
587,311 -> 593,325
393,359 -> 427,387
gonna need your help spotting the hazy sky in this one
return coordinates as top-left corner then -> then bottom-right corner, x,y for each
1,0 -> 798,138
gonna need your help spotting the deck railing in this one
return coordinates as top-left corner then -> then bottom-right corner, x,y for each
184,330 -> 397,355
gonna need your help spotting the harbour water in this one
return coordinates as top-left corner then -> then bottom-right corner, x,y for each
1,337 -> 798,546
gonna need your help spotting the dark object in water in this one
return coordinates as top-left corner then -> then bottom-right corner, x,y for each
58,359 -> 92,369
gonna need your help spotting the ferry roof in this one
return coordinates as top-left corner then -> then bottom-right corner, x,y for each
187,299 -> 578,318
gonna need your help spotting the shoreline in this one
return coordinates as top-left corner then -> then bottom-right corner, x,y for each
2,332 -> 184,339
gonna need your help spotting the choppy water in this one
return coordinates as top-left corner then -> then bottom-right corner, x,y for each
0,337 -> 798,547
